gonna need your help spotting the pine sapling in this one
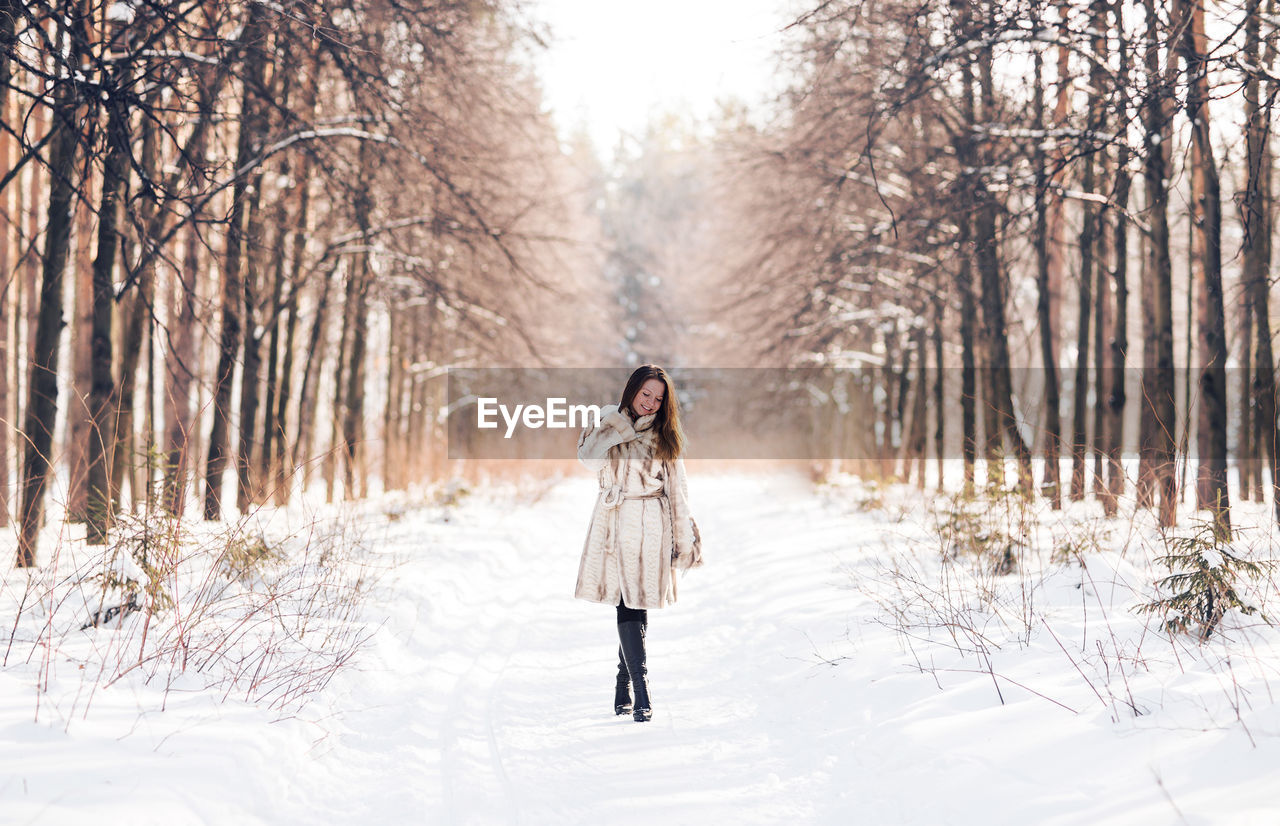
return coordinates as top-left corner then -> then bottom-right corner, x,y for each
1136,521 -> 1272,641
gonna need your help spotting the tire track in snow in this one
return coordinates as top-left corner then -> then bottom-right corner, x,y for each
435,526 -> 529,826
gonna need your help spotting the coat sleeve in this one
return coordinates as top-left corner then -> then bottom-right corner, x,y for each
577,404 -> 635,475
670,456 -> 703,571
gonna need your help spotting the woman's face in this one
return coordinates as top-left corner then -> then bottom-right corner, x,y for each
630,378 -> 666,418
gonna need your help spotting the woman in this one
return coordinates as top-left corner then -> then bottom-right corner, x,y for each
575,364 -> 702,723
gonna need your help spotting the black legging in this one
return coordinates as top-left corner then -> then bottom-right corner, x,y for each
616,599 -> 647,625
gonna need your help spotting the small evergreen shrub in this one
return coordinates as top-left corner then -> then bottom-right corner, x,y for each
936,486 -> 1025,575
1136,521 -> 1272,641
218,530 -> 285,582
1051,521 -> 1113,566
434,478 -> 471,507
84,512 -> 179,628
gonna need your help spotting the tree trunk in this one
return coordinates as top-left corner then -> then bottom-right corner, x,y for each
958,224 -> 976,491
1141,0 -> 1178,528
1071,0 -> 1108,502
271,263 -> 301,506
895,329 -> 911,478
879,325 -> 898,481
162,51 -> 223,516
258,198 -> 288,505
20,101 -> 47,442
295,262 -> 336,488
406,303 -> 431,486
268,8 -> 323,507
1106,143 -> 1131,508
1239,292 -> 1256,502
17,15 -> 81,566
0,89 -> 10,528
325,262 -> 355,503
1046,11 -> 1071,434
975,24 -> 1032,492
109,106 -> 161,518
234,171 -> 267,513
68,170 -> 93,523
143,287 -> 156,511
163,220 -> 199,515
384,304 -> 403,491
932,295 -> 945,491
1136,218 -> 1156,509
1092,149 -> 1114,511
86,75 -> 134,543
341,249 -> 370,501
953,2 -> 978,492
906,325 -> 928,489
1033,46 -> 1061,509
0,0 -> 17,119
204,3 -> 267,521
1182,0 -> 1230,534
1243,0 -> 1279,522
237,39 -> 287,513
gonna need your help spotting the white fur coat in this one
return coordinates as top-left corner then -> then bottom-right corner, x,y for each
575,403 -> 702,610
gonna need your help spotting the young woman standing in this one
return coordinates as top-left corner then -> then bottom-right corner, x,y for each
575,364 -> 702,722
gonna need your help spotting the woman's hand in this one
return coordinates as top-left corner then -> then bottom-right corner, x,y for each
602,409 -> 633,431
578,405 -> 634,473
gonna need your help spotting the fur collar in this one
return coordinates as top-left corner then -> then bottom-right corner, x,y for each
601,402 -> 659,435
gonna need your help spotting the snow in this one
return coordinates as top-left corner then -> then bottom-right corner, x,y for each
1201,546 -> 1225,569
106,2 -> 135,24
3,470 -> 1280,824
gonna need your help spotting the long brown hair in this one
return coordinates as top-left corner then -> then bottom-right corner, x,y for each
618,364 -> 685,462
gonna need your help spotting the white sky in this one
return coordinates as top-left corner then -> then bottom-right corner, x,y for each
527,0 -> 794,153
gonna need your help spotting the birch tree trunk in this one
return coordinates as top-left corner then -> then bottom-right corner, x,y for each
975,12 -> 1032,491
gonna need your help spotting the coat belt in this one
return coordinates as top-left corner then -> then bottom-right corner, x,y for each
600,485 -> 668,560
601,485 -> 666,508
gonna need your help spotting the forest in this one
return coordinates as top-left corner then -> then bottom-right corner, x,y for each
2,0 -> 1279,561
5,2 -> 1280,821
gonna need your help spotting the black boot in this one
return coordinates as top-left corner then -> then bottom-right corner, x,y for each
614,646 -> 632,715
617,620 -> 652,722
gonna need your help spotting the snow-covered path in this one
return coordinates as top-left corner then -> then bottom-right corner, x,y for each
308,471 -> 864,824
6,469 -> 1280,824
